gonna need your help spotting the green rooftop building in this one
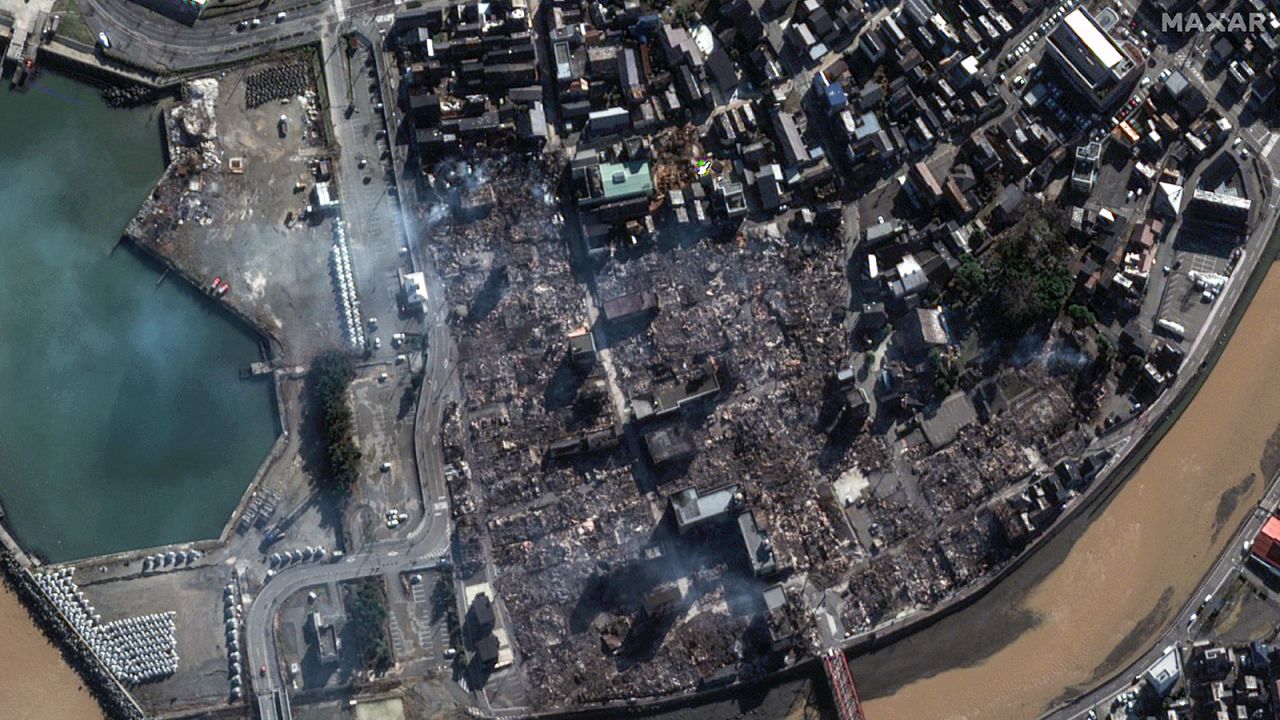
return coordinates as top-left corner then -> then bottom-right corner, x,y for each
599,160 -> 654,202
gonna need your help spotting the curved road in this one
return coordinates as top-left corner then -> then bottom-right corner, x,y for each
245,288 -> 457,718
245,26 -> 460,717
78,0 -> 336,71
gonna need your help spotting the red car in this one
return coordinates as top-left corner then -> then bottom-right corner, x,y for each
259,665 -> 267,677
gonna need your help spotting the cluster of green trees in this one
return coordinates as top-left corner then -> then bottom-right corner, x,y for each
308,351 -> 362,491
432,566 -> 466,673
948,205 -> 1075,337
989,209 -> 1074,333
347,580 -> 392,673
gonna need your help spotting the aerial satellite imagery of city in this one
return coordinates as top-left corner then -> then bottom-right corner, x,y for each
3,0 -> 1280,717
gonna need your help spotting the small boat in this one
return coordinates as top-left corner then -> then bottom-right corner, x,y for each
210,276 -> 223,291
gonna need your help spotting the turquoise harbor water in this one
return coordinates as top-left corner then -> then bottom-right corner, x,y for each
0,75 -> 278,562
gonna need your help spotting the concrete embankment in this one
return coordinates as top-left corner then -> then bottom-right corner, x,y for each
119,104 -> 301,548
37,40 -> 175,90
0,504 -> 34,569
122,204 -> 298,549
124,204 -> 285,356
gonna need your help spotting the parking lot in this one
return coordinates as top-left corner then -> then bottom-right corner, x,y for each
1154,227 -> 1237,344
346,365 -> 424,547
275,582 -> 355,691
384,570 -> 451,670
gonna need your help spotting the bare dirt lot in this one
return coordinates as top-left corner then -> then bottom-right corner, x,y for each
128,51 -> 347,363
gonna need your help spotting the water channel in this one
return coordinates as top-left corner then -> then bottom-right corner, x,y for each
0,584 -> 102,720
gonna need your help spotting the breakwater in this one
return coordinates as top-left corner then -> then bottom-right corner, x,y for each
0,553 -> 141,720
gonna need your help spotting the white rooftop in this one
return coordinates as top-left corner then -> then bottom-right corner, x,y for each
1063,8 -> 1124,70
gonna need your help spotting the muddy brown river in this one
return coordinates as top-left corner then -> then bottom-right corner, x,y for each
0,585 -> 102,720
855,256 -> 1280,719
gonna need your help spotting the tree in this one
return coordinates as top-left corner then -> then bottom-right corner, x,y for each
1096,334 -> 1117,367
952,254 -> 989,303
932,350 -> 961,397
987,205 -> 1074,335
1066,304 -> 1097,328
347,580 -> 392,673
307,351 -> 362,491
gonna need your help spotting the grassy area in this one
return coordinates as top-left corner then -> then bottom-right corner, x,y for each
50,0 -> 95,47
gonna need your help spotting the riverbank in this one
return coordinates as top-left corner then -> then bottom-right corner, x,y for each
0,553 -> 141,719
576,165 -> 1280,720
855,219 -> 1280,718
0,581 -> 101,720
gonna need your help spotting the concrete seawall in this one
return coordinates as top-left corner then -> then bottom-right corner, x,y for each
218,369 -> 294,546
38,40 -> 176,89
117,104 -> 305,550
0,508 -> 34,570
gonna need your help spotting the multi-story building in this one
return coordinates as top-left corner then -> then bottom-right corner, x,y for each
1045,8 -> 1141,110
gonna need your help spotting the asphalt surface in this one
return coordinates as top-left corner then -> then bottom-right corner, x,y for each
78,0 -> 337,71
24,0 -> 1280,715
1039,30 -> 1280,712
245,25 -> 460,719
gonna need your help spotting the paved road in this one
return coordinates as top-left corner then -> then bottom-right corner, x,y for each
77,0 -> 337,71
244,284 -> 456,718
245,26 -> 460,719
1040,46 -> 1280,716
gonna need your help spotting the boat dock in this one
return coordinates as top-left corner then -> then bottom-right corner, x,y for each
2,4 -> 50,88
4,23 -> 30,76
2,5 -> 174,91
240,361 -> 273,379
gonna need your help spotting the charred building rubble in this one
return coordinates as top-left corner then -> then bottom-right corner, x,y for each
422,156 -> 817,708
389,0 -> 1202,709
420,154 -> 1108,710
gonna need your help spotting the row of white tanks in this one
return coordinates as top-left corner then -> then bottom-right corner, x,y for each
34,568 -> 178,685
223,582 -> 243,701
142,549 -> 201,573
332,222 -> 365,349
268,546 -> 327,568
